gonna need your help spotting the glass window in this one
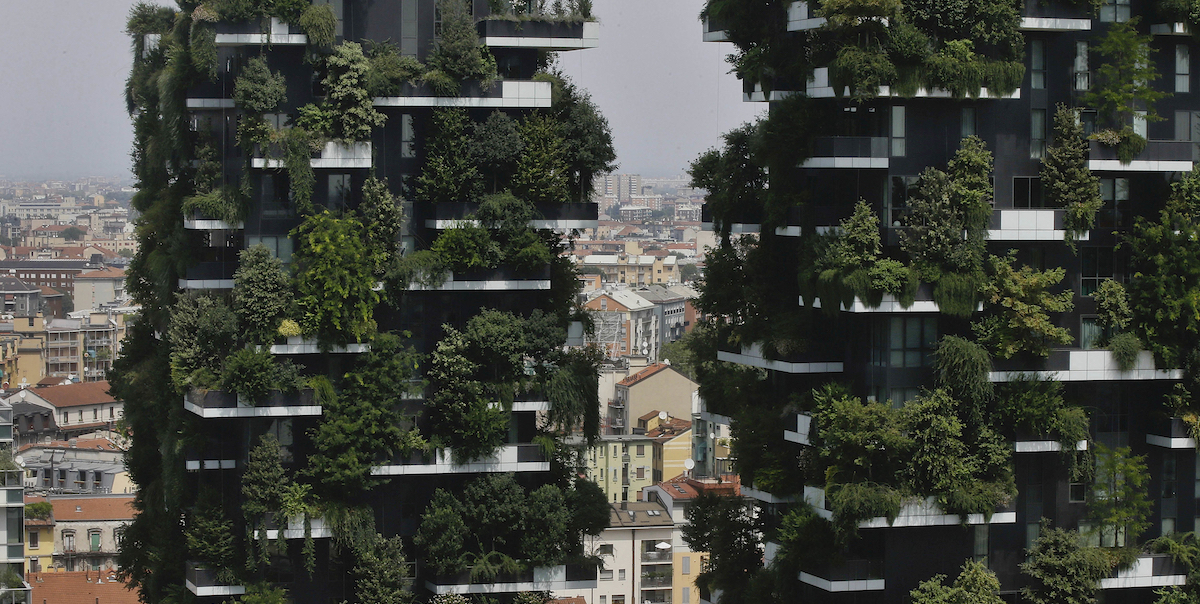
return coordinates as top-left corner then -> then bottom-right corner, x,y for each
1098,178 -> 1130,228
1081,317 -> 1107,349
973,525 -> 988,564
27,531 -> 37,550
598,544 -> 614,556
618,569 -> 626,581
1070,482 -> 1087,502
1081,248 -> 1114,296
1031,40 -> 1046,89
90,530 -> 101,552
888,316 -> 938,368
961,107 -> 976,138
888,176 -> 919,226
1031,109 -> 1047,159
63,531 -> 75,552
401,114 -> 416,158
1013,177 -> 1044,208
1075,42 -> 1090,91
327,174 -> 351,212
1179,45 -> 1191,93
682,556 -> 691,575
891,106 -> 906,157
1099,0 -> 1130,22
636,445 -> 644,456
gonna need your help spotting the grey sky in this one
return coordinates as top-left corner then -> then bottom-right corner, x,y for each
0,0 -> 758,181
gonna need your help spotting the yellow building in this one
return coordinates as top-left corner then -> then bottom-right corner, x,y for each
24,502 -> 53,574
578,254 -> 678,286
644,475 -> 742,604
586,434 -> 659,503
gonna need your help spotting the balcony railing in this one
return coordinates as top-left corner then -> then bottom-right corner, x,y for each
642,550 -> 672,563
1088,139 -> 1194,171
478,19 -> 598,49
185,563 -> 246,597
185,388 -> 321,418
990,349 -> 1180,382
0,582 -> 32,604
641,573 -> 673,588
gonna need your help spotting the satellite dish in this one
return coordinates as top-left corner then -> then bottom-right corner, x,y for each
709,432 -> 716,440
13,456 -> 22,467
658,411 -> 668,421
684,459 -> 695,470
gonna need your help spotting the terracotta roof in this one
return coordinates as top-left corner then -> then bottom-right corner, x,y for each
29,571 -> 138,604
657,474 -> 741,500
39,286 -> 64,297
31,381 -> 114,408
76,268 -> 125,279
647,418 -> 692,440
18,437 -> 124,453
48,495 -> 135,522
638,410 -> 662,422
617,363 -> 672,387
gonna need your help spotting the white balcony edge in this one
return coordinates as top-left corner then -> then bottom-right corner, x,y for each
406,279 -> 552,291
426,219 -> 598,230
1019,17 -> 1091,30
700,222 -> 760,234
1014,440 -> 1088,453
184,219 -> 243,230
178,279 -> 234,290
186,459 -> 237,470
186,580 -> 246,597
740,484 -> 796,504
1099,556 -> 1187,589
483,25 -> 599,49
266,339 -> 370,354
427,578 -> 598,595
801,157 -> 889,169
370,445 -> 547,476
184,399 -> 323,419
186,98 -> 236,109
1147,434 -> 1197,449
374,81 -> 551,108
214,33 -> 307,45
716,349 -> 843,374
989,350 -> 1182,382
859,510 -> 1016,529
799,573 -> 885,592
1088,159 -> 1194,172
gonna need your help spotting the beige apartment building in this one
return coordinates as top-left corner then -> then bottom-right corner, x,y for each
579,254 -> 678,286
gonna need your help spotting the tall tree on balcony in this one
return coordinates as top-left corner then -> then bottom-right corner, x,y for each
1042,105 -> 1102,244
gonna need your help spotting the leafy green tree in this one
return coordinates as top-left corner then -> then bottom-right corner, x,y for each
774,504 -> 837,575
512,113 -> 569,205
24,502 -> 52,520
416,108 -> 483,203
354,534 -> 415,604
460,474 -> 527,554
681,493 -> 764,601
1095,279 -> 1132,336
168,294 -> 238,388
425,327 -> 508,462
521,485 -> 572,566
974,253 -> 1074,359
186,499 -> 239,583
933,335 -> 993,426
414,489 -> 469,574
428,0 -> 497,84
910,560 -> 1004,604
234,56 -> 287,114
233,245 -> 294,346
60,226 -> 86,241
221,348 -> 277,403
1021,527 -> 1112,604
365,41 -> 425,96
566,479 -> 610,539
900,137 -> 993,298
538,71 -> 617,202
306,334 -> 422,497
688,123 -> 766,243
291,212 -> 378,347
1082,18 -> 1167,129
1156,587 -> 1200,604
358,177 -> 404,277
810,384 -> 909,484
1088,444 -> 1152,547
1126,168 -> 1200,368
431,223 -> 501,271
239,584 -> 290,604
242,433 -> 288,568
471,111 -> 524,193
322,42 -> 387,141
1042,105 -> 1102,243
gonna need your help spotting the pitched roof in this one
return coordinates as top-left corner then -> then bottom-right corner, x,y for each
607,501 -> 673,528
0,276 -> 38,293
647,418 -> 692,441
31,381 -> 114,408
39,286 -> 64,298
18,437 -> 124,453
657,474 -> 741,500
76,268 -> 125,280
29,571 -> 139,604
47,495 -> 135,522
603,290 -> 654,312
617,363 -> 672,387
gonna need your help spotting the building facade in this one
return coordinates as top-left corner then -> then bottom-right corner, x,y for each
696,1 -> 1200,602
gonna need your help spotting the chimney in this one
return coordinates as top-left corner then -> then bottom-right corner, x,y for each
68,439 -> 77,448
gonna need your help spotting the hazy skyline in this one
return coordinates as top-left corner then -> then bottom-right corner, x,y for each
0,0 -> 759,181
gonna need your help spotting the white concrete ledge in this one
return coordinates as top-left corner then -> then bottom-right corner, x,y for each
406,278 -> 552,291
257,517 -> 332,540
786,1 -> 827,31
184,219 -> 243,230
253,141 -> 372,169
374,80 -> 551,108
1089,159 -> 1194,172
184,398 -> 322,419
740,484 -> 797,504
483,22 -> 598,49
1015,440 -> 1088,453
370,445 -> 548,476
1099,556 -> 1186,589
1147,434 -> 1197,449
427,565 -> 597,595
701,17 -> 728,41
989,209 -> 1088,241
186,581 -> 245,597
785,68 -> 1021,101
700,222 -> 760,234
178,279 -> 234,290
215,18 -> 307,45
1020,17 -> 1091,30
989,350 -> 1181,382
186,98 -> 236,109
801,157 -> 889,169
268,339 -> 370,354
799,573 -> 885,592
783,413 -> 812,446
717,346 -> 843,374
185,459 -> 237,471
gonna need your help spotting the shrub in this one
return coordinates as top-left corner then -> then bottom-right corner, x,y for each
25,502 -> 52,520
431,224 -> 502,272
233,245 -> 294,346
1095,279 -> 1132,333
182,188 -> 247,224
221,348 -> 276,403
1109,332 -> 1142,371
428,0 -> 498,85
1043,105 -> 1102,244
830,45 -> 896,102
234,56 -> 287,114
322,42 -> 386,141
299,3 -> 337,47
827,482 -> 902,535
292,212 -> 379,347
365,42 -> 425,96
974,253 -> 1074,359
933,335 -> 993,423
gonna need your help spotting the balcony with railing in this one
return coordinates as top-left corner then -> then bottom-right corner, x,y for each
214,18 -> 307,45
403,265 -> 552,292
478,19 -> 598,50
641,549 -> 673,564
0,582 -> 31,604
701,14 -> 728,41
419,201 -> 599,231
1018,0 -> 1092,29
184,388 -> 322,419
800,558 -> 885,592
1088,139 -> 1194,172
185,563 -> 246,597
989,349 -> 1181,382
253,141 -> 372,170
641,572 -> 672,588
374,80 -> 551,109
1099,554 -> 1186,589
801,137 -> 890,169
371,444 -> 549,476
425,563 -> 598,594
989,208 -> 1089,241
178,261 -> 236,290
1147,416 -> 1197,449
717,342 -> 844,375
267,337 -> 370,355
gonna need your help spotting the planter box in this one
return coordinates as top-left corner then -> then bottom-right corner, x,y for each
268,336 -> 370,355
185,563 -> 245,597
478,19 -> 598,49
426,563 -> 597,595
214,18 -> 307,45
1088,139 -> 1194,172
184,388 -> 321,418
373,80 -> 552,109
372,444 -> 548,476
990,349 -> 1181,382
253,141 -> 372,170
419,201 -> 598,230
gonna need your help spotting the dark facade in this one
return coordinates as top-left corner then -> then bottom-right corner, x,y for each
697,1 -> 1200,603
